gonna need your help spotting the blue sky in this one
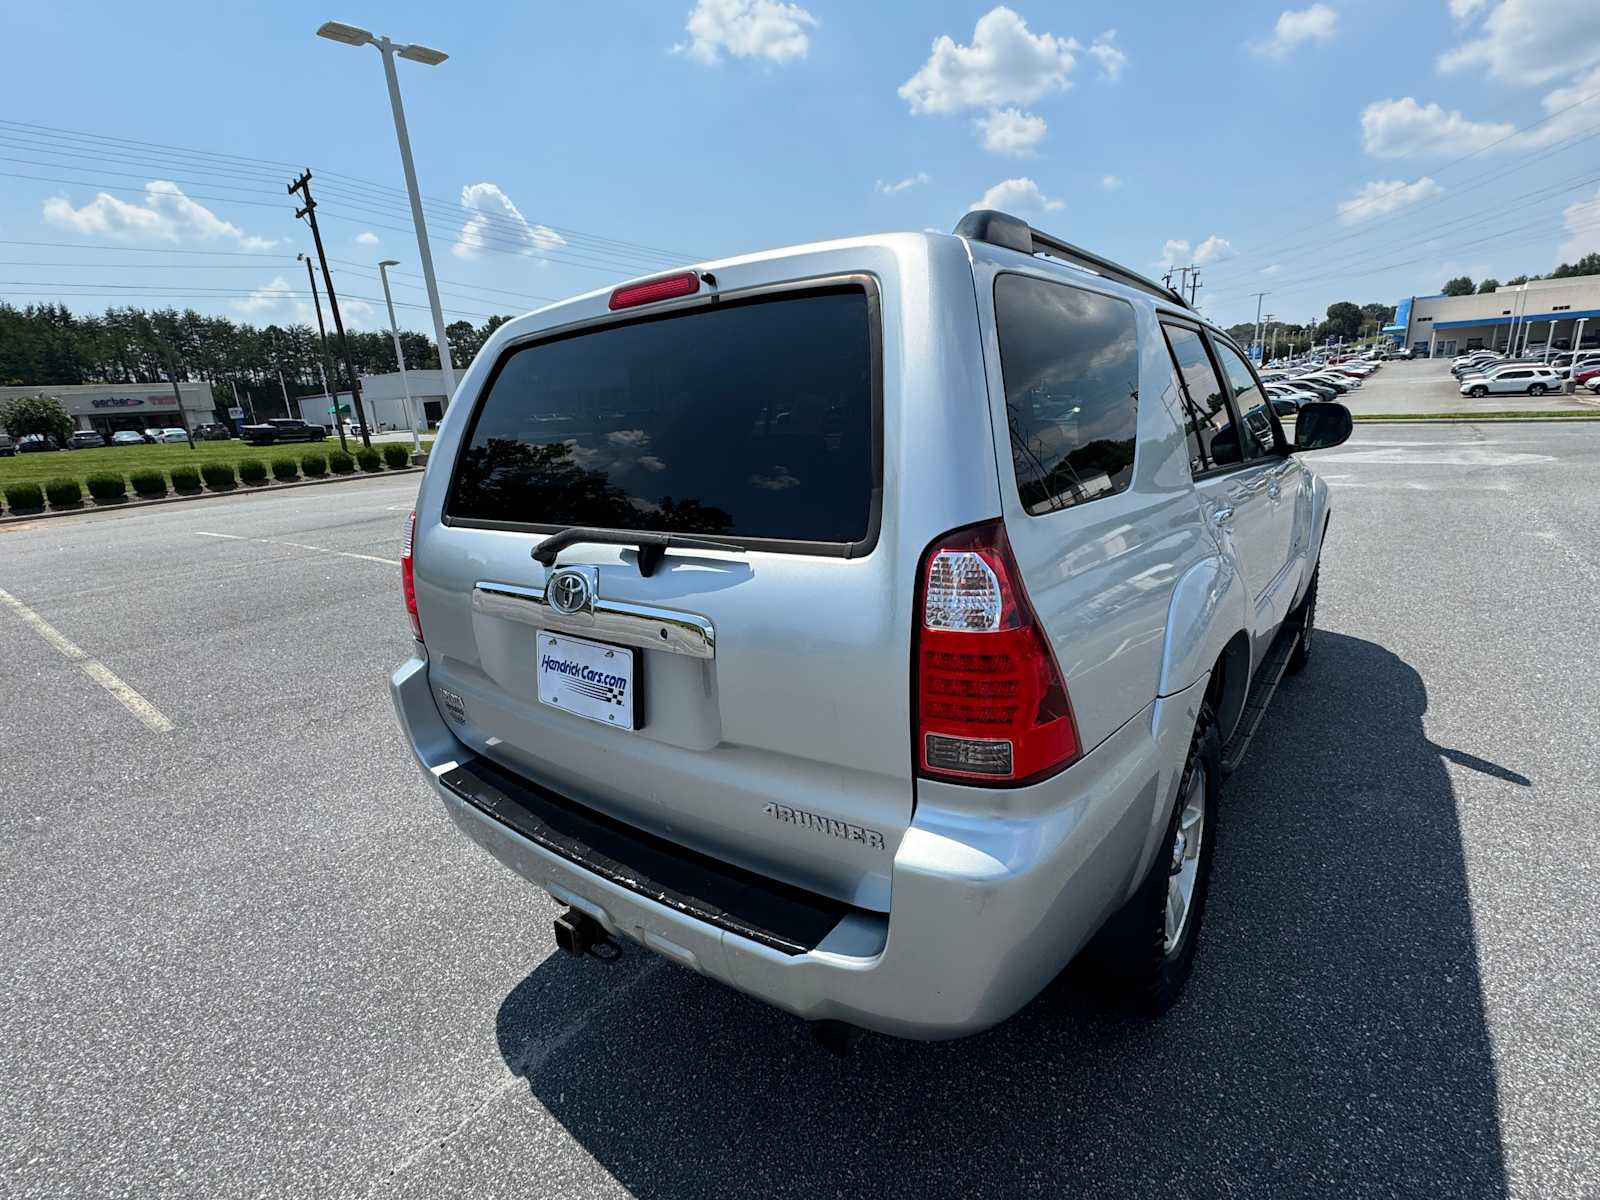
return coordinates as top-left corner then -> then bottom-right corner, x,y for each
3,0 -> 1599,338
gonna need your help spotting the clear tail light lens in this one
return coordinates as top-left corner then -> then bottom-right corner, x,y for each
915,520 -> 1079,785
401,509 -> 423,642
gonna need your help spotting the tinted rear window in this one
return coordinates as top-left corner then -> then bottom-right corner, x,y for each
447,287 -> 876,544
993,273 -> 1140,515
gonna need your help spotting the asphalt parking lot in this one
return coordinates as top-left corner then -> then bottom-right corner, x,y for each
3,423 -> 1598,1198
1337,357 -> 1600,415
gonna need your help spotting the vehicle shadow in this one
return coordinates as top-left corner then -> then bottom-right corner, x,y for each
494,632 -> 1510,1198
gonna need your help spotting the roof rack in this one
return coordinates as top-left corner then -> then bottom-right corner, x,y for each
954,209 -> 1193,310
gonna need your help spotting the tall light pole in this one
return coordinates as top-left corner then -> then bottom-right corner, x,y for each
378,259 -> 423,463
316,20 -> 456,405
1249,291 -> 1269,362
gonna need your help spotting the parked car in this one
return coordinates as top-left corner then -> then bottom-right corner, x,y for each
152,427 -> 189,443
1586,376 -> 1600,395
0,432 -> 14,456
240,418 -> 327,445
67,430 -> 106,449
110,430 -> 147,447
16,435 -> 57,452
390,210 -> 1353,1044
192,422 -> 232,441
1458,365 -> 1563,397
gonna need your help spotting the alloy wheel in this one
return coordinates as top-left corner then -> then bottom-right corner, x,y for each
1164,766 -> 1207,954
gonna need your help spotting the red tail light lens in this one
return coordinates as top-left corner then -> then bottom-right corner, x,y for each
914,520 -> 1079,785
401,509 -> 423,642
608,271 -> 700,311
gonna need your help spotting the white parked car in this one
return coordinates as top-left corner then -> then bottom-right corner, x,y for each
1458,365 -> 1563,397
155,427 -> 189,443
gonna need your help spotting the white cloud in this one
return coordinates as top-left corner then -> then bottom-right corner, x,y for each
1439,0 -> 1600,86
1253,5 -> 1338,59
43,180 -> 276,250
1101,174 -> 1122,189
875,172 -> 931,195
1337,177 -> 1444,224
230,274 -> 375,331
976,107 -> 1047,156
673,0 -> 816,65
970,177 -> 1063,214
1088,30 -> 1126,81
1158,235 -> 1234,269
1449,0 -> 1490,16
1558,186 -> 1600,262
1359,97 -> 1514,158
1262,264 -> 1282,276
452,182 -> 567,261
899,7 -> 1079,115
355,231 -> 379,246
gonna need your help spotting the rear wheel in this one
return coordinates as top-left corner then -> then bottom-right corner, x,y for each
1529,383 -> 1546,397
1085,703 -> 1220,1016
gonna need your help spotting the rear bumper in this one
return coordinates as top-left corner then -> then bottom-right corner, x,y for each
391,655 -> 1204,1040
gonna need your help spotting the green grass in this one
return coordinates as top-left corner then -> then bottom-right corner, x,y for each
0,438 -> 431,491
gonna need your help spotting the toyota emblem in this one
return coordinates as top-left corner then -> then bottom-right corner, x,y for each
547,568 -> 593,616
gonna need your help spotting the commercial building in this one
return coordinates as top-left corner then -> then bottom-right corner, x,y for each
1386,275 -> 1600,358
296,369 -> 449,432
0,381 -> 217,436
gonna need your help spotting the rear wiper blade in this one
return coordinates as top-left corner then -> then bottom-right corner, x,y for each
531,527 -> 746,577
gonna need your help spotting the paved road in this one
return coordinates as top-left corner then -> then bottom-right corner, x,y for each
3,426 -> 1598,1198
1337,358 -> 1600,414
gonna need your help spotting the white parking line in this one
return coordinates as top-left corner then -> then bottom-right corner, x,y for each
0,587 -> 175,734
194,531 -> 399,566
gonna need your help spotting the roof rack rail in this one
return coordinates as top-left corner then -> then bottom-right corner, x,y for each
954,209 -> 1193,310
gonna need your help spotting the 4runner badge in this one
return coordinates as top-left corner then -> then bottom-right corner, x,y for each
763,803 -> 885,850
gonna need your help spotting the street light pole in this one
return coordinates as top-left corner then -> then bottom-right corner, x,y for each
378,259 -> 423,462
316,21 -> 456,404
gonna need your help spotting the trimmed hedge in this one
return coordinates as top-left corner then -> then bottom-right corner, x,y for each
300,451 -> 328,478
86,472 -> 127,501
130,469 -> 167,497
170,465 -> 202,491
45,476 -> 83,508
328,449 -> 356,475
271,456 -> 299,482
200,461 -> 237,489
4,481 -> 45,511
356,447 -> 382,472
381,443 -> 410,469
238,459 -> 268,484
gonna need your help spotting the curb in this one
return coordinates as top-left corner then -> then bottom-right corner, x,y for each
0,466 -> 423,528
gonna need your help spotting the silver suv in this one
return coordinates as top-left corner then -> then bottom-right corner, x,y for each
391,210 -> 1352,1043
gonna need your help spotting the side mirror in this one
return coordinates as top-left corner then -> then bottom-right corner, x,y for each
1294,401 -> 1353,452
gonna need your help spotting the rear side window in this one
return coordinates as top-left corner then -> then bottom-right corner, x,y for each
1161,325 -> 1231,473
994,274 -> 1140,515
448,286 -> 876,545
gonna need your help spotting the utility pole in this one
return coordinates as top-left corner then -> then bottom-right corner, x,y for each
289,169 -> 372,449
164,352 -> 195,449
300,252 -> 349,454
1188,269 -> 1202,307
1249,291 -> 1269,362
230,379 -> 255,426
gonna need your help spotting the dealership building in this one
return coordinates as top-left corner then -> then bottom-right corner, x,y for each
295,369 -> 450,432
1386,274 -> 1600,358
0,381 -> 217,436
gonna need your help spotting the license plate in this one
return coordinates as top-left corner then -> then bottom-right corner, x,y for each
536,631 -> 637,730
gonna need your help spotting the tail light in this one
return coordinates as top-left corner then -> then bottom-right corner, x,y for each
609,271 -> 700,311
914,520 -> 1079,785
401,509 -> 423,642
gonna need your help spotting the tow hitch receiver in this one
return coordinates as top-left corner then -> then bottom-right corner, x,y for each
553,908 -> 610,958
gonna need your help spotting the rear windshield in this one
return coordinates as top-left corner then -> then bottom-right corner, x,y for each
448,286 -> 876,545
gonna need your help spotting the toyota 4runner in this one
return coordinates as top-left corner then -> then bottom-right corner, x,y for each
391,210 -> 1352,1042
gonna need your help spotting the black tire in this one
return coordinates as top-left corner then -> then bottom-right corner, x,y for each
1287,567 -> 1318,674
1083,703 -> 1221,1016
1528,383 -> 1546,397
1470,385 -> 1487,398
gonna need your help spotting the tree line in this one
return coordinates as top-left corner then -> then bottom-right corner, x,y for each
1440,251 -> 1600,298
0,302 -> 514,421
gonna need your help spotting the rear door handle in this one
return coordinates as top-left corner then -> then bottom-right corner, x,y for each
1213,506 -> 1235,526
